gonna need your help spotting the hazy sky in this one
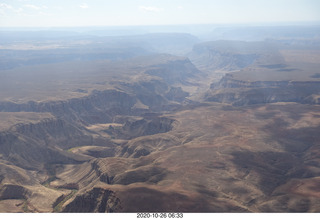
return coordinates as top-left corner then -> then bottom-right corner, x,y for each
0,0 -> 320,27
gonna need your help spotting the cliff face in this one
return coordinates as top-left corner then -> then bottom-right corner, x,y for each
62,187 -> 121,213
188,40 -> 284,72
144,58 -> 203,85
120,117 -> 175,140
0,57 -> 193,210
0,184 -> 31,200
206,74 -> 320,105
0,90 -> 137,124
0,117 -> 95,170
10,118 -> 94,150
0,79 -> 191,126
212,74 -> 320,89
0,55 -> 197,183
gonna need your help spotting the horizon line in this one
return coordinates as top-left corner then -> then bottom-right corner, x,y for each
1,20 -> 320,30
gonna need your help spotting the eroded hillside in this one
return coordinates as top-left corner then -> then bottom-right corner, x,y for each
1,29 -> 320,212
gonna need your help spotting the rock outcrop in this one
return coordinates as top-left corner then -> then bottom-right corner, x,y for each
62,187 -> 121,212
0,90 -> 137,124
0,118 -> 94,169
205,74 -> 320,105
188,40 -> 284,72
0,184 -> 31,200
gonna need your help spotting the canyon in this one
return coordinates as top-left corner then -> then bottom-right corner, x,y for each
0,26 -> 320,212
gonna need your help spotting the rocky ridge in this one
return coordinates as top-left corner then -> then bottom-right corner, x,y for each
1,38 -> 320,212
206,73 -> 320,105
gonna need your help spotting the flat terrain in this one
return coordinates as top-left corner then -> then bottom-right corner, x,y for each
232,63 -> 320,82
231,49 -> 320,82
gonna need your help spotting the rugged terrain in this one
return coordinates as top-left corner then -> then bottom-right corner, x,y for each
0,26 -> 320,212
199,40 -> 320,106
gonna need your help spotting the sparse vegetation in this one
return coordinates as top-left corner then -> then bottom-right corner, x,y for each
53,190 -> 77,213
0,25 -> 320,213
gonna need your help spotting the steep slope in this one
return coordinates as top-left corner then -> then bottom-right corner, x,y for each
0,116 -> 94,170
205,64 -> 320,106
0,54 -> 200,120
55,103 -> 320,212
0,54 -> 202,212
201,41 -> 320,106
1,34 -> 320,213
188,40 -> 284,73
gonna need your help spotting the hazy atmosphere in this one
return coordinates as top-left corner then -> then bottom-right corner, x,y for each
0,0 -> 320,27
1,0 -> 320,215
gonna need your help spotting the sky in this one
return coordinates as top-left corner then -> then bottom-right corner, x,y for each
0,0 -> 320,27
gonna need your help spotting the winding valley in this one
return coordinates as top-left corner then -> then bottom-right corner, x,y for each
0,25 -> 320,212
